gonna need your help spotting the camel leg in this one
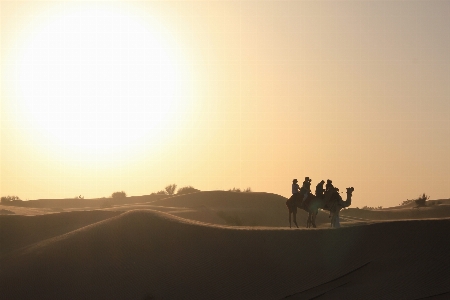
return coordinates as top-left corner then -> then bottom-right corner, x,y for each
306,213 -> 311,228
312,211 -> 317,228
293,212 -> 298,228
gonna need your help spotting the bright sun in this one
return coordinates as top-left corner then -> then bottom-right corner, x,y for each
15,3 -> 187,163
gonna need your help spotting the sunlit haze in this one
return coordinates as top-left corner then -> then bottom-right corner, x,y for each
1,1 -> 449,207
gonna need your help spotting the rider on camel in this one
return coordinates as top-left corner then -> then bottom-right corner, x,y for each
315,180 -> 325,198
300,177 -> 312,202
292,179 -> 301,200
287,179 -> 301,211
324,179 -> 337,204
325,179 -> 335,193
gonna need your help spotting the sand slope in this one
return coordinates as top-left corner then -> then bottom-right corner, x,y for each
1,209 -> 449,299
144,191 -> 332,227
0,210 -> 121,258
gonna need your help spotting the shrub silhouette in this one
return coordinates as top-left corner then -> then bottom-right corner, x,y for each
155,190 -> 167,195
1,195 -> 20,204
177,186 -> 200,195
362,205 -> 383,210
400,199 -> 414,206
165,184 -> 177,195
243,187 -> 252,192
228,187 -> 241,192
414,193 -> 429,207
111,191 -> 127,199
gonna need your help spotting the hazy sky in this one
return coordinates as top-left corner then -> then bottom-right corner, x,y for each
1,1 -> 449,207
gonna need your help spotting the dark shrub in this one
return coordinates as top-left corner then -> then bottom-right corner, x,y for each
415,193 -> 429,207
1,195 -> 20,204
165,184 -> 177,195
177,186 -> 200,195
111,191 -> 126,199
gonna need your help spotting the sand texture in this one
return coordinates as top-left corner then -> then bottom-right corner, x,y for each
1,192 -> 449,299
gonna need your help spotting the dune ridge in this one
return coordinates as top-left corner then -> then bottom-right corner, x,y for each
1,209 -> 449,299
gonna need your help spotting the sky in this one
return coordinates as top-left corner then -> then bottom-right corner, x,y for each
1,0 -> 449,207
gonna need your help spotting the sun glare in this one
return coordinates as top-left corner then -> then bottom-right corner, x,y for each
14,3 -> 188,163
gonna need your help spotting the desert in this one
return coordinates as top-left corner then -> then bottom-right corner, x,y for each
1,191 -> 449,299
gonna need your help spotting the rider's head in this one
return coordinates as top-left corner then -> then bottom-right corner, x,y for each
327,179 -> 332,183
293,179 -> 298,183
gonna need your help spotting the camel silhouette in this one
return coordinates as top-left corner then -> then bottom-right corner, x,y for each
286,187 -> 354,228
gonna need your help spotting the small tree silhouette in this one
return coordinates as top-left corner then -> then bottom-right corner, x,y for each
165,184 -> 177,195
111,191 -> 127,199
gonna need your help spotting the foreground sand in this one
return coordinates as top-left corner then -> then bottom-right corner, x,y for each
1,192 -> 449,299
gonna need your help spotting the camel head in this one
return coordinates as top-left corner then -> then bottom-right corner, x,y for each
344,187 -> 354,207
346,187 -> 354,195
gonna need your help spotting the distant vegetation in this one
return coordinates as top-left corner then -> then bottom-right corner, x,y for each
1,195 -> 21,204
400,199 -> 414,206
361,206 -> 383,210
151,184 -> 200,196
414,193 -> 429,207
177,186 -> 200,195
228,187 -> 252,192
165,184 -> 177,195
111,191 -> 127,199
401,193 -> 430,208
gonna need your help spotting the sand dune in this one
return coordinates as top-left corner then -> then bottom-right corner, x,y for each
1,209 -> 449,299
0,210 -> 121,258
146,191 -> 332,227
342,204 -> 450,221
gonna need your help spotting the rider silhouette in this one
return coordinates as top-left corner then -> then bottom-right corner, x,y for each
325,179 -> 334,193
315,180 -> 325,198
300,177 -> 312,202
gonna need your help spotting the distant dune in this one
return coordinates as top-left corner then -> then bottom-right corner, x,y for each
1,192 -> 449,299
341,201 -> 450,224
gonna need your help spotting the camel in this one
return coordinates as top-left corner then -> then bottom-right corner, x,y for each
286,187 -> 353,228
329,187 -> 354,228
286,192 -> 332,228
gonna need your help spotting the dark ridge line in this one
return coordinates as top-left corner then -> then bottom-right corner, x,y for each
309,282 -> 349,299
281,261 -> 371,299
414,291 -> 450,299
